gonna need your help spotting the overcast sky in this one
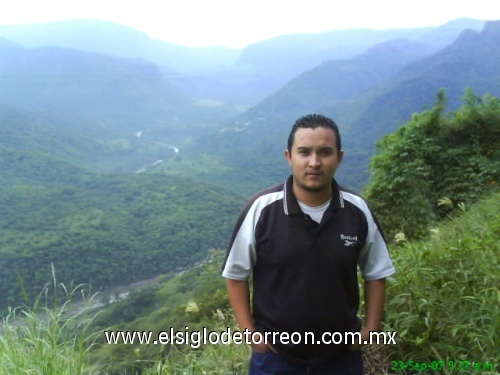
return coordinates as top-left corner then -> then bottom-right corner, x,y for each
1,0 -> 500,47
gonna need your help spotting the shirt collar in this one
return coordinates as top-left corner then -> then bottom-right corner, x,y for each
283,175 -> 344,216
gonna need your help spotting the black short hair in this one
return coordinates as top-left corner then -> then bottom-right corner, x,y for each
287,114 -> 341,153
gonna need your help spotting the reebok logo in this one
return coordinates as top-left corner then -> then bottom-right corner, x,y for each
340,234 -> 358,248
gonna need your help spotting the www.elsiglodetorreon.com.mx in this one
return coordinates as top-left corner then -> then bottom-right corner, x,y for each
104,327 -> 397,349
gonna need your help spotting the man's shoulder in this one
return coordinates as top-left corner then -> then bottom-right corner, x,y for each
231,182 -> 285,234
338,184 -> 387,240
338,185 -> 374,217
254,182 -> 285,199
243,182 -> 285,211
338,185 -> 366,204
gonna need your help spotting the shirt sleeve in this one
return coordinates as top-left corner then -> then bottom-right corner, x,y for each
221,196 -> 262,280
221,190 -> 283,280
221,211 -> 257,280
358,203 -> 396,281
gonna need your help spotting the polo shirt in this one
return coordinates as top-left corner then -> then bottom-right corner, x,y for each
222,176 -> 395,364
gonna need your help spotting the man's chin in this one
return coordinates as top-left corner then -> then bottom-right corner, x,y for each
302,183 -> 328,193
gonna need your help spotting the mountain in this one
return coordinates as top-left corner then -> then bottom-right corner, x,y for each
0,18 -> 487,107
0,42 -> 240,172
0,42 -> 190,132
330,20 -> 500,159
0,58 -> 245,310
0,19 -> 241,72
185,20 -> 500,192
207,18 -> 487,106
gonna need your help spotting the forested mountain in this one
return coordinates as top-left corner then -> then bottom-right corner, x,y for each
0,148 -> 243,310
180,20 -> 500,191
0,41 -> 240,173
0,42 -> 237,139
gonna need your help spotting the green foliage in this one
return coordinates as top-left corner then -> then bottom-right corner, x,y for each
0,268 -> 101,374
0,164 -> 243,310
88,250 -> 236,374
141,309 -> 250,375
364,89 -> 500,239
384,191 -> 499,370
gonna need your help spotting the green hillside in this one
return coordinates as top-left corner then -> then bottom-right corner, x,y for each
0,104 -> 196,173
0,137 -> 243,310
1,188 -> 497,374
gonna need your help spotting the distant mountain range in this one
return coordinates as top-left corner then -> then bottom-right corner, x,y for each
0,18 -> 487,107
184,19 -> 500,191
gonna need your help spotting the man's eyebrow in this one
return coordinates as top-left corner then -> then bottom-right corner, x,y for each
296,146 -> 313,152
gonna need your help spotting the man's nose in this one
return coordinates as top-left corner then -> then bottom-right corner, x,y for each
309,153 -> 320,167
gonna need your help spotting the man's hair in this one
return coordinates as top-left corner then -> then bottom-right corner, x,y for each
287,114 -> 341,153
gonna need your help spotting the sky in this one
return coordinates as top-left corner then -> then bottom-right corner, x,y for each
1,0 -> 500,48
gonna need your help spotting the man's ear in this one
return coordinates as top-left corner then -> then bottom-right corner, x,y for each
284,149 -> 292,166
338,150 -> 344,164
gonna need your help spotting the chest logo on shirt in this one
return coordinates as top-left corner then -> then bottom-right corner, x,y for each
340,234 -> 359,248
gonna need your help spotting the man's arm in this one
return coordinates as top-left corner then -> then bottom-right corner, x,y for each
349,278 -> 386,350
225,278 -> 270,352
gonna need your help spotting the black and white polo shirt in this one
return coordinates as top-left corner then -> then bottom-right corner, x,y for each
222,176 -> 395,363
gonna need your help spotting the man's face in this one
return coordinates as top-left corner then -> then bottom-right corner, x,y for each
285,126 -> 343,198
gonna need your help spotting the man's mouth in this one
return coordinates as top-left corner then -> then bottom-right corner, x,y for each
306,171 -> 322,176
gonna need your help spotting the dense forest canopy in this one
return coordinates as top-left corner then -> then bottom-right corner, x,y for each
364,89 -> 500,239
0,170 -> 242,310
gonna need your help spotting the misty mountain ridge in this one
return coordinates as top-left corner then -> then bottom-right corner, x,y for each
0,40 -> 239,157
0,19 -> 241,72
0,18 -> 487,107
184,20 -> 500,191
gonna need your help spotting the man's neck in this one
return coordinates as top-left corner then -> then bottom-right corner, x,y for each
292,185 -> 332,207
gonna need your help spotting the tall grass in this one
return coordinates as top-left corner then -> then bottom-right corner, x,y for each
141,309 -> 250,375
383,192 -> 499,374
0,267 -> 101,375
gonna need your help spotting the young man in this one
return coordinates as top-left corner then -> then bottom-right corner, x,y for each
222,114 -> 395,374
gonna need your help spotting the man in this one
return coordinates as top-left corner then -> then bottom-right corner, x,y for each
222,114 -> 395,374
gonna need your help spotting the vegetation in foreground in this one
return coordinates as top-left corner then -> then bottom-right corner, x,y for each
0,269 -> 100,375
1,190 -> 498,374
364,89 -> 499,240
